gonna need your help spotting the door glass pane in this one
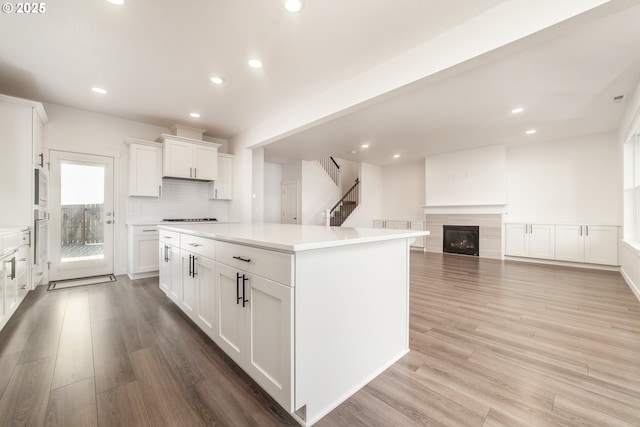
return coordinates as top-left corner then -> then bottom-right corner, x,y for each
60,163 -> 105,263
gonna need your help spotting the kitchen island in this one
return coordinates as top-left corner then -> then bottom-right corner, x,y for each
157,223 -> 429,426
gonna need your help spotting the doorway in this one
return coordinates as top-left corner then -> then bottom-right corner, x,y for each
49,151 -> 115,281
281,180 -> 299,224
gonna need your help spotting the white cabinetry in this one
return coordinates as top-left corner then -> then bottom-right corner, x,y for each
1,229 -> 31,332
214,249 -> 293,411
0,95 -> 47,226
179,234 -> 217,339
127,225 -> 159,279
505,224 -> 555,259
159,230 -> 181,302
209,153 -> 233,200
373,220 -> 425,250
159,134 -> 220,181
126,139 -> 162,197
555,225 -> 619,266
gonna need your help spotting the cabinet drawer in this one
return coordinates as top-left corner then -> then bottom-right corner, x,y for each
133,225 -> 159,237
159,230 -> 180,246
181,234 -> 216,259
216,241 -> 293,286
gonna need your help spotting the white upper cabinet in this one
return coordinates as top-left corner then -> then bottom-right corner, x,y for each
210,153 -> 234,200
158,134 -> 220,181
126,138 -> 162,197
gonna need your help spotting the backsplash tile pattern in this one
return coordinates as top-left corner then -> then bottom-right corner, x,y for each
126,179 -> 229,223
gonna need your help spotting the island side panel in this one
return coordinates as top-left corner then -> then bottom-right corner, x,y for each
294,238 -> 410,425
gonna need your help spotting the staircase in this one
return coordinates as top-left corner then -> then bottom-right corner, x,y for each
329,178 -> 360,226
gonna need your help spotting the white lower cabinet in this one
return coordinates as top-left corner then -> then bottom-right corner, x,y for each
180,248 -> 217,339
506,223 -> 619,266
159,240 -> 181,302
555,225 -> 619,266
505,224 -> 555,259
214,261 -> 293,411
373,219 -> 425,250
128,225 -> 160,279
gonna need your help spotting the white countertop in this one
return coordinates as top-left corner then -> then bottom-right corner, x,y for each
157,223 -> 430,252
0,226 -> 29,257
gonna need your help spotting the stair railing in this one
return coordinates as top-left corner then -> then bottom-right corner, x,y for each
317,157 -> 340,187
329,178 -> 360,226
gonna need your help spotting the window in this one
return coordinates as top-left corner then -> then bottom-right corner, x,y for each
624,135 -> 640,242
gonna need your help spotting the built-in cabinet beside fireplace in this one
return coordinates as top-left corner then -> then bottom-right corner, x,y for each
505,223 -> 619,266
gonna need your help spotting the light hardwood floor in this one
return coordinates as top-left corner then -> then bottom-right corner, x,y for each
0,253 -> 639,426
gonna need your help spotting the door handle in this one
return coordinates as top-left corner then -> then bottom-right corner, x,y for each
106,220 -> 113,224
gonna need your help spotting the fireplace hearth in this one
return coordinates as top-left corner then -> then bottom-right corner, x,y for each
443,225 -> 479,256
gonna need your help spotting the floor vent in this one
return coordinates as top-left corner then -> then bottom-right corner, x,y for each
48,274 -> 116,291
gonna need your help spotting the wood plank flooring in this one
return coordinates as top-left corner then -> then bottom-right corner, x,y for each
0,253 -> 639,426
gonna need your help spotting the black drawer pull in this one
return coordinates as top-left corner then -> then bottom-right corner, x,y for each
233,256 -> 251,263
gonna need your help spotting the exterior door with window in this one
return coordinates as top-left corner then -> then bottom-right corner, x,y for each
49,151 -> 114,280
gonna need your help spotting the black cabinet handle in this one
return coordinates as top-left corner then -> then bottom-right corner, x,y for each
192,255 -> 198,277
233,256 -> 251,263
38,153 -> 44,167
236,272 -> 242,305
242,274 -> 249,307
10,257 -> 16,280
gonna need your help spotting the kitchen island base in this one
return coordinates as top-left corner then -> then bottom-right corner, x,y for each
157,223 -> 426,426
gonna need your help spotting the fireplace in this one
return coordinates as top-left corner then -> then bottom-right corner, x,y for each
443,225 -> 479,256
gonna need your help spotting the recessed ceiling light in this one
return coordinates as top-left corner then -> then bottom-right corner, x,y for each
284,0 -> 303,12
210,76 -> 225,84
351,150 -> 357,154
248,59 -> 263,69
361,144 -> 369,149
526,129 -> 537,135
189,113 -> 201,118
511,107 -> 524,114
393,154 -> 400,158
106,0 -> 124,5
92,87 -> 107,94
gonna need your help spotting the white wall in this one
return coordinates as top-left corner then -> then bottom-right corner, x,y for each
343,163 -> 383,228
382,160 -> 425,220
252,148 -> 264,223
334,157 -> 360,193
506,133 -> 620,224
425,145 -> 507,206
43,103 -> 230,276
264,162 -> 282,223
301,161 -> 341,225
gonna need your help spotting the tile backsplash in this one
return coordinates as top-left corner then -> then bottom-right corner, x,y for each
126,179 -> 229,223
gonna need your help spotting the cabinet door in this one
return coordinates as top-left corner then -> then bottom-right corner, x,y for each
129,144 -> 162,197
133,234 -> 160,273
505,224 -> 529,257
214,262 -> 244,364
193,145 -> 218,181
17,244 -> 29,299
584,226 -> 619,266
163,140 -> 193,179
159,244 -> 171,295
169,245 -> 182,304
245,274 -> 293,411
211,155 -> 232,199
555,225 -> 584,262
372,220 -> 385,229
196,256 -> 216,339
529,225 -> 555,260
181,251 -> 197,319
3,256 -> 17,315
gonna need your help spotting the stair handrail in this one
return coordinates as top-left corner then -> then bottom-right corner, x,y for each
330,178 -> 360,215
317,157 -> 341,187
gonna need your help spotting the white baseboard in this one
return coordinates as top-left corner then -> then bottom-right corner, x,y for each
503,256 -> 620,272
621,267 -> 640,303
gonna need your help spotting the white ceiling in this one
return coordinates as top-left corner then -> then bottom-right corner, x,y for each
1,1 -> 640,166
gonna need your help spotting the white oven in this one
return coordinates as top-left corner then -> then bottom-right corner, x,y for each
34,168 -> 48,207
